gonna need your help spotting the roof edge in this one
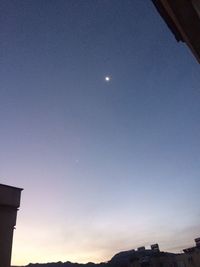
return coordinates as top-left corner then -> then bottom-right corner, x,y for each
0,183 -> 23,191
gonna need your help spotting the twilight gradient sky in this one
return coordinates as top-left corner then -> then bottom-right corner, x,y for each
1,0 -> 200,265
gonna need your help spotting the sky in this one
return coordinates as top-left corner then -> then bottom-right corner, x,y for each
0,0 -> 200,265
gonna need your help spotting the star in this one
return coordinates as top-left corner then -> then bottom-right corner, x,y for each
105,76 -> 111,82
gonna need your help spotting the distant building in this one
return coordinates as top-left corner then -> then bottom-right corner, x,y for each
176,238 -> 200,267
152,0 -> 200,63
0,184 -> 23,267
110,239 -> 200,267
109,244 -> 178,267
129,247 -> 179,267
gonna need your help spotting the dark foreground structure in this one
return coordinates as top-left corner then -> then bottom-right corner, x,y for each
0,184 -> 23,267
152,0 -> 200,63
109,239 -> 200,267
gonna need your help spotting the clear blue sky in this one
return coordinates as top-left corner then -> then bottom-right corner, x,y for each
1,0 -> 200,265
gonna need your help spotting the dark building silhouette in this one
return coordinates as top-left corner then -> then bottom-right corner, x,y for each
0,184 -> 23,267
152,0 -> 200,63
109,240 -> 200,267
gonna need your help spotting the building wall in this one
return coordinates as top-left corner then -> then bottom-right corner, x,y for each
130,249 -> 200,267
0,184 -> 22,267
0,206 -> 17,267
130,253 -> 183,267
176,248 -> 200,267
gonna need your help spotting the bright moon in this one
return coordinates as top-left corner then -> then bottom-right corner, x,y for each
105,76 -> 111,82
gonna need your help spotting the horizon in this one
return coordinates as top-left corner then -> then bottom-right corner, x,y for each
1,0 -> 200,266
9,238 -> 200,266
